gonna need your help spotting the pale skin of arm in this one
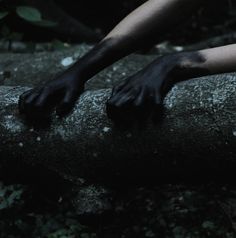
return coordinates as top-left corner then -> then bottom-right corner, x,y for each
200,44 -> 236,74
19,0 -> 236,122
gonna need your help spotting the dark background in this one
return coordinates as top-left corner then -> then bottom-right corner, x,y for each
1,0 -> 236,45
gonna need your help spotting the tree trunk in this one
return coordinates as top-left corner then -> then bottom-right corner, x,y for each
1,71 -> 236,183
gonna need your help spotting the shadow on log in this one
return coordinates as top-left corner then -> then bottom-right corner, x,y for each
1,72 -> 236,184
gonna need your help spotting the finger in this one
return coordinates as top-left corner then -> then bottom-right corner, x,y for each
20,87 -> 54,119
133,88 -> 147,107
152,92 -> 163,124
111,81 -> 127,96
111,75 -> 135,96
23,92 -> 40,114
19,89 -> 34,100
24,92 -> 39,105
114,92 -> 136,107
110,85 -> 140,108
110,83 -> 141,106
18,89 -> 34,113
133,88 -> 154,125
154,91 -> 162,105
106,92 -> 133,122
34,88 -> 52,110
56,90 -> 78,117
110,83 -> 132,103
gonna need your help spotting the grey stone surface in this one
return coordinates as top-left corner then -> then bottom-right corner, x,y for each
1,73 -> 236,183
0,44 -> 155,90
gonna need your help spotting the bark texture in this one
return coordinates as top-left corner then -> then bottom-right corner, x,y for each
1,72 -> 236,183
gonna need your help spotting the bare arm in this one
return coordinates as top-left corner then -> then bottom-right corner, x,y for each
19,0 -> 202,117
76,0 -> 203,80
199,44 -> 236,74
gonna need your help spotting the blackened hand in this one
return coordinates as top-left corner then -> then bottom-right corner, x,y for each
106,55 -> 184,123
19,71 -> 84,118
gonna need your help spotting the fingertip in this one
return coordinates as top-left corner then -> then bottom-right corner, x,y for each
112,81 -> 127,95
19,89 -> 33,99
133,88 -> 146,107
152,103 -> 164,124
106,99 -> 114,117
26,91 -> 40,103
18,89 -> 34,114
107,92 -> 123,108
154,90 -> 162,105
18,99 -> 25,114
111,86 -> 119,96
56,101 -> 73,118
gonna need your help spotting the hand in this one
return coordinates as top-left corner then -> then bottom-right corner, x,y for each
106,53 -> 203,123
19,69 -> 84,118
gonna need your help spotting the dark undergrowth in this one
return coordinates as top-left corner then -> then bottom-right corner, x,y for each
0,180 -> 236,238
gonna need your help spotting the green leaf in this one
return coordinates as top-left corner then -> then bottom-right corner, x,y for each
32,19 -> 57,27
16,6 -> 42,22
202,221 -> 215,230
0,11 -> 8,20
51,40 -> 69,50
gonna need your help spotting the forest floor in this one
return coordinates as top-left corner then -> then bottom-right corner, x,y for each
1,179 -> 236,238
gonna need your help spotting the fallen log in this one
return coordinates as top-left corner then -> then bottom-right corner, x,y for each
1,72 -> 236,183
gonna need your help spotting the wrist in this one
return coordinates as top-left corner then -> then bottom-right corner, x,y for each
172,52 -> 209,80
73,39 -> 118,81
66,60 -> 88,84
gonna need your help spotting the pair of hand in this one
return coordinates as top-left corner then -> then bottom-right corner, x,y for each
18,55 -> 184,122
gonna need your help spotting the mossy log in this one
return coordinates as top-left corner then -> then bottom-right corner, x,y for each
1,71 -> 236,183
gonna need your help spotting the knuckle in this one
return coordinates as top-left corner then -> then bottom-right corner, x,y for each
145,84 -> 153,91
62,98 -> 71,105
107,95 -> 116,103
34,100 -> 42,108
139,84 -> 149,93
19,94 -> 25,102
42,87 -> 51,94
107,100 -> 115,108
109,100 -> 120,108
69,88 -> 78,96
19,90 -> 30,100
113,85 -> 120,91
42,84 -> 53,92
112,85 -> 122,94
131,86 -> 140,94
24,97 -> 32,105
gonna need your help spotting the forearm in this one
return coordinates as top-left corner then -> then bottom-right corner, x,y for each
175,44 -> 236,82
199,44 -> 236,75
72,0 -> 202,82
